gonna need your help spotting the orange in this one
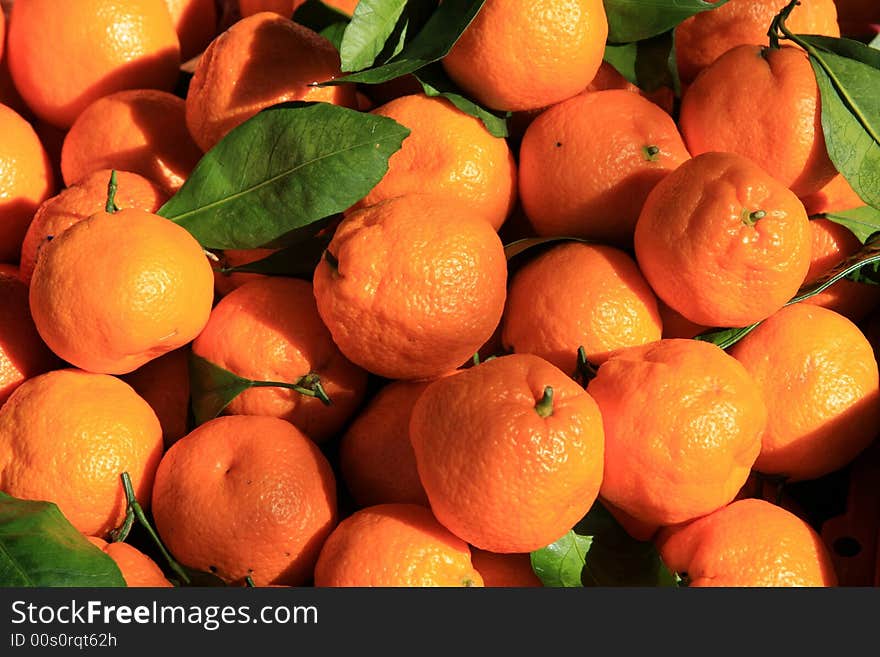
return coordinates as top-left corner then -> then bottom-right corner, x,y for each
314,503 -> 483,587
0,273 -> 58,407
122,347 -> 191,448
801,173 -> 865,215
0,369 -> 164,537
680,45 -> 836,198
675,0 -> 840,83
0,103 -> 54,263
313,195 -> 507,380
239,0 -> 361,16
61,89 -> 203,193
802,219 -> 880,322
87,537 -> 173,587
410,353 -> 605,553
192,277 -> 368,443
634,151 -> 812,328
501,242 -> 662,374
164,0 -> 219,61
339,379 -> 433,509
213,248 -> 277,297
584,61 -> 675,114
729,303 -> 880,481
519,90 -> 690,245
656,498 -> 838,586
185,11 -> 357,152
356,94 -> 517,231
19,169 -> 169,284
0,8 -> 4,62
151,415 -> 337,586
29,208 -> 214,375
7,0 -> 180,129
442,0 -> 608,112
658,301 -> 708,340
586,339 -> 766,530
470,549 -> 542,587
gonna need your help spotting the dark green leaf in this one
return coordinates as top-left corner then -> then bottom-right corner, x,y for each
801,35 -> 880,69
340,0 -> 409,72
189,354 -> 254,425
157,103 -> 409,250
0,492 -> 126,587
220,232 -> 332,278
530,531 -> 592,587
413,63 -> 509,137
323,0 -> 484,85
293,0 -> 351,49
604,0 -> 728,43
823,206 -> 880,244
603,30 -> 677,93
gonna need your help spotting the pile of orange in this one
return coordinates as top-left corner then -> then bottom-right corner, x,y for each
0,0 -> 877,589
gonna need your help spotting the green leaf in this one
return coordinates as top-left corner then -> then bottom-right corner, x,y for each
801,35 -> 880,69
503,236 -> 589,262
871,33 -> 880,51
220,232 -> 332,278
530,500 -> 678,587
157,103 -> 409,250
604,0 -> 728,43
413,63 -> 509,137
292,0 -> 352,49
823,206 -> 880,244
323,0 -> 484,85
603,30 -> 678,93
0,492 -> 126,587
340,0 -> 410,72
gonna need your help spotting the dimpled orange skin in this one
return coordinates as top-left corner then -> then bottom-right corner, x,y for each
442,0 -> 608,112
729,304 -> 880,481
656,499 -> 838,587
19,169 -> 168,284
356,94 -> 518,231
164,0 -> 219,61
519,90 -> 691,245
29,208 -> 214,375
633,152 -> 812,328
87,537 -> 173,587
502,242 -> 662,374
802,219 -> 880,322
61,90 -> 203,194
339,380 -> 432,509
0,274 -> 58,407
152,415 -> 338,587
410,354 -> 605,553
7,0 -> 180,129
192,277 -> 368,444
0,369 -> 164,537
185,11 -> 357,152
313,195 -> 507,381
674,0 -> 840,84
680,46 -> 836,198
314,504 -> 484,587
586,339 -> 766,528
0,104 -> 54,264
470,549 -> 543,587
121,347 -> 191,448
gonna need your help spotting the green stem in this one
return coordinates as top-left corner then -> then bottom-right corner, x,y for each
742,209 -> 766,226
109,507 -> 134,543
245,575 -> 256,588
119,472 -> 191,586
642,145 -> 660,162
534,386 -> 554,418
574,346 -> 599,388
251,373 -> 333,406
105,170 -> 120,214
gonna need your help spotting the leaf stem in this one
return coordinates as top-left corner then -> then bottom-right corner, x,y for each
574,346 -> 599,388
251,373 -> 333,406
534,386 -> 554,418
105,170 -> 120,214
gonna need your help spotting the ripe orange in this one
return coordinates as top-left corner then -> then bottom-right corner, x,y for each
88,537 -> 173,587
802,173 -> 865,215
729,303 -> 880,481
164,0 -> 219,61
675,0 -> 840,83
185,11 -> 357,152
0,369 -> 164,537
313,195 -> 507,380
656,498 -> 838,586
121,347 -> 191,448
192,277 -> 368,443
356,94 -> 517,231
152,415 -> 337,586
585,61 -> 675,114
314,504 -> 483,587
29,208 -> 214,375
0,103 -> 54,263
7,0 -> 180,129
634,151 -> 812,328
586,339 -> 766,530
19,169 -> 168,284
470,549 -> 542,587
339,379 -> 433,509
680,45 -> 836,198
657,301 -> 708,340
410,353 -> 605,553
502,242 -> 662,374
238,0 -> 361,16
213,248 -> 277,297
519,90 -> 690,245
802,219 -> 880,322
0,273 -> 58,407
61,90 -> 203,193
442,0 -> 608,112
